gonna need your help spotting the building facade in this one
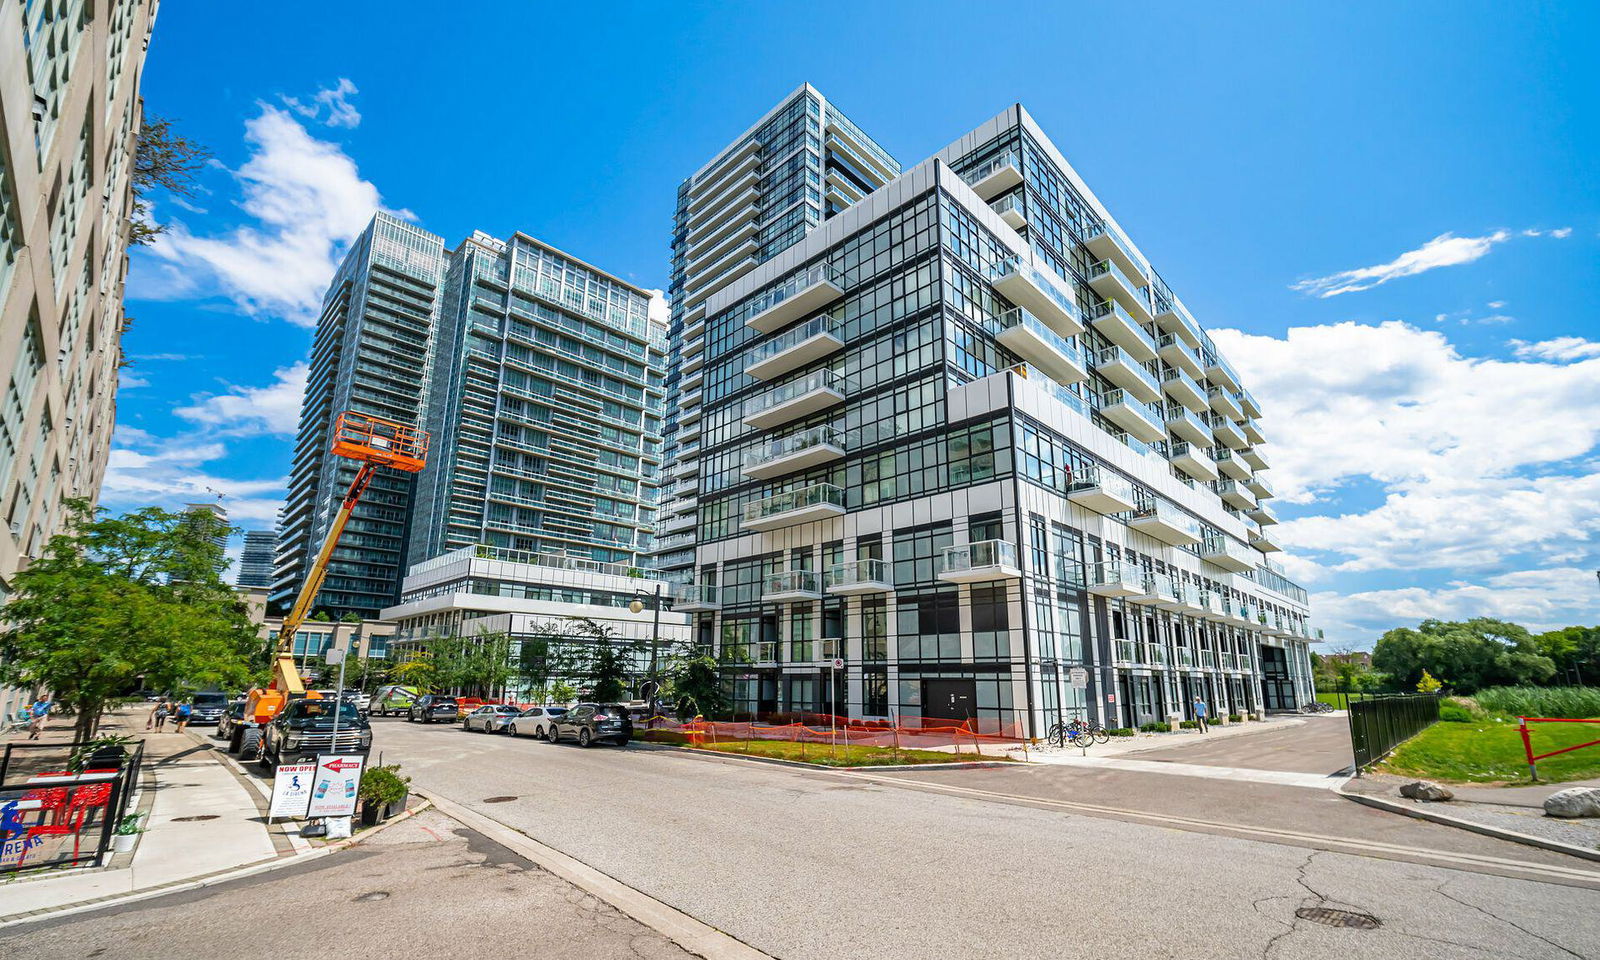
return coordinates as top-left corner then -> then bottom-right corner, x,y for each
673,100 -> 1317,736
655,84 -> 900,577
235,529 -> 274,587
0,0 -> 159,589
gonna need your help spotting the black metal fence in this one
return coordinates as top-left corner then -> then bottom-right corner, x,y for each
1348,693 -> 1441,771
0,739 -> 145,873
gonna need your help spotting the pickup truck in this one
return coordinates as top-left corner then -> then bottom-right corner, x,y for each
258,698 -> 372,773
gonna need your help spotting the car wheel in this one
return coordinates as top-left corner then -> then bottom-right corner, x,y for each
578,728 -> 593,748
617,738 -> 630,748
545,725 -> 558,743
508,724 -> 518,737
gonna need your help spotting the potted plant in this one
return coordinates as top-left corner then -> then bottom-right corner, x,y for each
357,764 -> 411,826
70,734 -> 136,772
112,813 -> 144,852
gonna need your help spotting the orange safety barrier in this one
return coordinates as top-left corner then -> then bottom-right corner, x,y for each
644,712 -> 1023,756
1518,716 -> 1600,781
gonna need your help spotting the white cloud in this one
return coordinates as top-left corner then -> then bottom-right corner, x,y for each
119,372 -> 149,390
174,363 -> 307,437
1522,227 -> 1573,239
101,432 -> 285,525
135,103 -> 400,326
1509,337 -> 1600,362
282,78 -> 362,129
1487,300 -> 1507,309
1314,568 -> 1600,648
1291,231 -> 1510,297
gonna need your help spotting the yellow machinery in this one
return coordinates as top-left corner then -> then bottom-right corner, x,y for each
246,412 -> 429,724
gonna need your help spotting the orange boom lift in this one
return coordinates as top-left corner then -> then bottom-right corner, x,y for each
246,412 -> 429,724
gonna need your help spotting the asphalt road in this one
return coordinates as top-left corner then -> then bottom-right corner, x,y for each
1,808 -> 695,960
359,717 -> 1600,959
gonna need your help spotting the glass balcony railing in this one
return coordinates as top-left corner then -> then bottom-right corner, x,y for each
743,315 -> 840,368
1145,644 -> 1168,667
1177,646 -> 1195,668
1115,639 -> 1138,664
1084,220 -> 1142,276
1166,403 -> 1210,434
1089,258 -> 1149,302
1098,388 -> 1164,428
1068,463 -> 1136,505
742,368 -> 847,420
1095,345 -> 1161,395
1162,366 -> 1205,400
990,256 -> 1082,325
742,482 -> 847,525
826,558 -> 890,591
752,263 -> 844,317
940,539 -> 1019,576
1085,559 -> 1143,591
672,583 -> 719,607
1008,363 -> 1092,418
988,308 -> 1085,367
764,569 -> 822,597
1208,385 -> 1244,414
743,424 -> 846,473
1131,499 -> 1203,541
964,150 -> 1022,188
990,192 -> 1025,224
1089,299 -> 1158,355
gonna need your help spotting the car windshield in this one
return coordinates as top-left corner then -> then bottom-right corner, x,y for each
494,706 -> 519,714
285,700 -> 362,725
193,694 -> 227,706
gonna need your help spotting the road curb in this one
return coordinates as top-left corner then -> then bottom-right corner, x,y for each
1337,785 -> 1600,863
419,791 -> 775,960
633,740 -> 1011,771
0,799 -> 433,929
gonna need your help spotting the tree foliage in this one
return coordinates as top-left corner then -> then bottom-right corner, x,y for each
665,652 -> 731,720
1373,619 -> 1556,693
128,114 -> 212,246
0,500 -> 259,739
392,632 -> 515,698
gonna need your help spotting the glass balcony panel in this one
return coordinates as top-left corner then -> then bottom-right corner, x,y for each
1084,559 -> 1145,597
673,583 -> 719,612
1083,220 -> 1149,285
1093,345 -> 1162,403
963,150 -> 1023,200
826,558 -> 892,595
1088,299 -> 1157,360
1097,388 -> 1167,443
747,263 -> 846,334
989,308 -> 1088,384
741,482 -> 847,531
1201,533 -> 1256,573
742,368 -> 847,430
763,569 -> 823,602
1087,259 -> 1152,322
990,192 -> 1027,230
1129,499 -> 1203,546
744,315 -> 845,381
990,256 -> 1083,336
938,539 -> 1021,583
1170,440 -> 1219,482
1067,464 -> 1138,514
741,424 -> 847,480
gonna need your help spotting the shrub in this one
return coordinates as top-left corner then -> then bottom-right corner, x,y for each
1474,686 -> 1600,719
1227,714 -> 1243,723
1178,720 -> 1199,729
1104,728 -> 1136,737
1438,703 -> 1474,723
1138,721 -> 1165,733
358,764 -> 411,805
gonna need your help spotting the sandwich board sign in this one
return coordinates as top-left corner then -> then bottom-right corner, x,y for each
306,754 -> 365,818
268,762 -> 318,819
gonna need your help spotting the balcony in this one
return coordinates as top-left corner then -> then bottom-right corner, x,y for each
1114,639 -> 1139,665
1209,415 -> 1247,450
660,511 -> 696,535
1217,479 -> 1257,511
741,482 -> 846,531
1097,389 -> 1167,443
1214,446 -> 1251,481
990,192 -> 1027,231
1200,534 -> 1256,573
1246,474 -> 1273,500
1250,529 -> 1283,553
1176,646 -> 1196,669
1197,591 -> 1226,621
1088,299 -> 1157,361
1093,345 -> 1162,403
1083,220 -> 1149,285
939,539 -> 1021,584
826,558 -> 892,595
1208,385 -> 1245,421
764,569 -> 823,603
1240,446 -> 1268,471
745,315 -> 845,381
1248,503 -> 1277,526
742,369 -> 847,430
1170,441 -> 1219,482
1161,365 -> 1208,413
1129,499 -> 1202,546
963,150 -> 1023,200
1204,353 -> 1241,392
1164,402 -> 1213,448
1157,332 -> 1205,381
990,257 -> 1083,336
1087,260 -> 1151,321
1085,560 -> 1145,598
1130,572 -> 1179,606
1244,419 -> 1267,446
673,583 -> 720,613
1239,387 -> 1263,419
992,308 -> 1088,384
747,264 -> 846,334
1067,464 -> 1138,514
742,424 -> 847,480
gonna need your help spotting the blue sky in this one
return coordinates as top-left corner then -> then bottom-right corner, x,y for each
112,1 -> 1600,647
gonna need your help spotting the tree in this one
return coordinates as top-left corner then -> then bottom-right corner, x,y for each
1373,618 -> 1556,693
128,115 -> 212,246
0,500 -> 258,739
589,640 -> 632,702
1416,669 -> 1443,694
665,653 -> 730,720
549,680 -> 577,704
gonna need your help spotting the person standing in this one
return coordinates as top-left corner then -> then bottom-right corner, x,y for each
174,699 -> 193,733
26,697 -> 52,740
1192,695 -> 1210,734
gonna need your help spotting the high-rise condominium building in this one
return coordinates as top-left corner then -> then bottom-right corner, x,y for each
275,214 -> 667,619
236,529 -> 275,588
0,0 -> 158,589
654,85 -> 900,576
671,95 -> 1317,737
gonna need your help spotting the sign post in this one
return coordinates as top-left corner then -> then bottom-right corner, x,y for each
829,657 -> 845,756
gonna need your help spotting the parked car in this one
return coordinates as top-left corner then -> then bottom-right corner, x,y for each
215,701 -> 247,741
341,689 -> 372,716
374,685 -> 419,717
548,703 -> 633,747
408,694 -> 459,723
507,706 -> 568,740
188,691 -> 230,725
259,698 -> 372,773
462,704 -> 522,733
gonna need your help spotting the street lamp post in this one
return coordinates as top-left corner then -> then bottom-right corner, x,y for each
630,584 -> 664,703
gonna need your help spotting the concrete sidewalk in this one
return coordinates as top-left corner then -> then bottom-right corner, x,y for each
1,712 -> 285,921
1344,771 -> 1600,855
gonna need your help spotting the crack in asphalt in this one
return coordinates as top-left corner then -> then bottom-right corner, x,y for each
1433,879 -> 1589,960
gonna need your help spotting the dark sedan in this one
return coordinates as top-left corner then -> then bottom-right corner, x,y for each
549,702 -> 633,747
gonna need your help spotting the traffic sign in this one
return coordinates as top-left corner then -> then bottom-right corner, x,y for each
831,658 -> 845,670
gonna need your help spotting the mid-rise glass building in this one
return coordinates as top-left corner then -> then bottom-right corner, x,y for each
671,100 -> 1317,736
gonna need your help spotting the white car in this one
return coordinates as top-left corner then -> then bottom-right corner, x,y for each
507,706 -> 569,740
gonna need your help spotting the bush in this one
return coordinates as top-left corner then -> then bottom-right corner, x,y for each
1138,721 -> 1165,733
1439,703 -> 1475,723
358,764 -> 410,805
1227,714 -> 1242,723
1104,728 -> 1136,737
1178,720 -> 1199,729
1474,686 -> 1600,719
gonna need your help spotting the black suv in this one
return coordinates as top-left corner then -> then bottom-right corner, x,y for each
408,694 -> 459,724
259,698 -> 372,772
189,691 -> 230,725
549,703 -> 633,747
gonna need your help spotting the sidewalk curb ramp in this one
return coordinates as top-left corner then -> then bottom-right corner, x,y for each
1337,783 -> 1600,864
0,799 -> 433,929
421,791 -> 776,960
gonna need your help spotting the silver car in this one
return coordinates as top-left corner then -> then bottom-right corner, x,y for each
462,704 -> 521,733
506,706 -> 568,740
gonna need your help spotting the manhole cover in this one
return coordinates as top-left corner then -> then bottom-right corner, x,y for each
1296,907 -> 1380,930
482,796 -> 518,804
353,891 -> 390,903
171,815 -> 220,822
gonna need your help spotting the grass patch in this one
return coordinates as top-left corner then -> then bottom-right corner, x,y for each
1473,686 -> 1600,719
690,738 -> 1009,767
1382,717 -> 1600,784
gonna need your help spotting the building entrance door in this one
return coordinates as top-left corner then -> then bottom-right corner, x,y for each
923,678 -> 976,724
1259,645 -> 1294,711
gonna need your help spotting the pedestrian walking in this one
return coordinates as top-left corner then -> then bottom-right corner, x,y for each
1192,696 -> 1209,733
153,699 -> 170,731
26,697 -> 52,740
175,699 -> 193,732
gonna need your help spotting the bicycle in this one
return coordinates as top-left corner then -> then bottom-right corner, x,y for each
1299,701 -> 1334,714
1046,718 -> 1103,748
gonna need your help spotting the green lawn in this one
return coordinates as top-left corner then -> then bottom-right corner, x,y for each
1382,718 -> 1600,784
635,729 -> 1006,766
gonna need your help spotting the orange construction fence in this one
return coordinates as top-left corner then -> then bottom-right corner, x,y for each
643,712 -> 1024,754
